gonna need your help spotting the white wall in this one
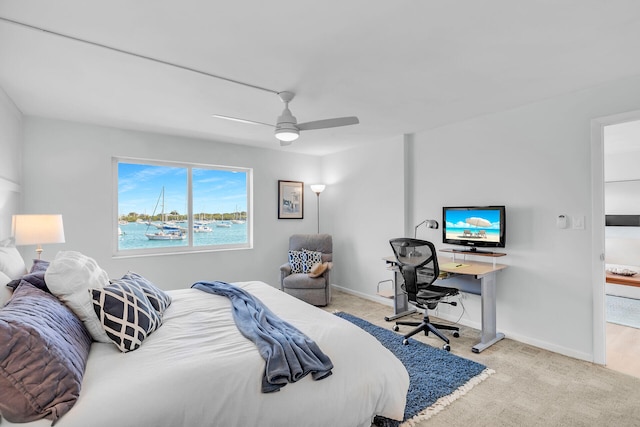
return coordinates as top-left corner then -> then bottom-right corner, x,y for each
20,117 -> 322,289
321,136 -> 405,302
0,88 -> 22,239
604,180 -> 640,269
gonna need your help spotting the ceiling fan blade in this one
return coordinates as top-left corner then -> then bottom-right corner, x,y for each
297,117 -> 359,131
212,114 -> 274,128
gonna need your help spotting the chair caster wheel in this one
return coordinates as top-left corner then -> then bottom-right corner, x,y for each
393,325 -> 399,332
402,339 -> 409,345
443,344 -> 451,352
453,331 -> 460,338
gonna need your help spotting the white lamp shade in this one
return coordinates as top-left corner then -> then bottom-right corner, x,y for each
310,184 -> 326,194
12,214 -> 66,246
275,129 -> 299,142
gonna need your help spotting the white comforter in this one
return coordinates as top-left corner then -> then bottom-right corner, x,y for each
3,281 -> 408,427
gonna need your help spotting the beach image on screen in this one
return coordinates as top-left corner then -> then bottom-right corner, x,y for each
445,209 -> 501,243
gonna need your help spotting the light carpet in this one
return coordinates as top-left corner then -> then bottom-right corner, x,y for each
334,312 -> 494,426
607,294 -> 640,329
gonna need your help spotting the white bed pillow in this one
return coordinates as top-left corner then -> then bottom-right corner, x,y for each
0,271 -> 12,306
0,246 -> 27,280
45,251 -> 111,343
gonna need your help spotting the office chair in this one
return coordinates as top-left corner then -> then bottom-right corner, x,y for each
389,238 -> 460,351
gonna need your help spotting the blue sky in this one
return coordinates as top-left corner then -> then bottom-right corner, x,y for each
118,162 -> 247,216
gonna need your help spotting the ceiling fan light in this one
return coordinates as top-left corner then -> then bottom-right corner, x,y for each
275,125 -> 299,142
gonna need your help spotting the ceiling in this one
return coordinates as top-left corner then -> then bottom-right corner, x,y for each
1,1 -> 640,156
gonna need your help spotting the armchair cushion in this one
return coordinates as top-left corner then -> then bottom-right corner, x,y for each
283,274 -> 327,290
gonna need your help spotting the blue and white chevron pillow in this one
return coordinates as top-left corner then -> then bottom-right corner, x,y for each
303,249 -> 323,273
91,280 -> 162,352
288,250 -> 305,273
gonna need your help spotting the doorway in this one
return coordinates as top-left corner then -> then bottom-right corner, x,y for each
598,117 -> 640,378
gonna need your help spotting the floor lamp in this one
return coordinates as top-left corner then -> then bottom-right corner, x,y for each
12,214 -> 66,259
310,184 -> 326,233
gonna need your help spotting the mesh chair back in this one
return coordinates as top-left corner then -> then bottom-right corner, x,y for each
389,238 -> 439,301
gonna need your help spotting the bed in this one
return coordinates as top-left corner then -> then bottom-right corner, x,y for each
0,249 -> 409,427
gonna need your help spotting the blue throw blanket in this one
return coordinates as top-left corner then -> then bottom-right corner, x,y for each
191,281 -> 333,392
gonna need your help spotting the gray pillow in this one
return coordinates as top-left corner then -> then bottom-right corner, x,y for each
113,271 -> 172,314
6,260 -> 51,293
0,281 -> 92,424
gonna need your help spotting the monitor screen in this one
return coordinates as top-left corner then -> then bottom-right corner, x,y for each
442,206 -> 506,250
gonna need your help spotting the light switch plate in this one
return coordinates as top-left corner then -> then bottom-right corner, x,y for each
572,215 -> 585,229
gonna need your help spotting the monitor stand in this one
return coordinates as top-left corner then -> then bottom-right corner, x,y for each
464,248 -> 494,255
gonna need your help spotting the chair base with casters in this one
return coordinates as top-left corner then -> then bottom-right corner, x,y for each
393,286 -> 460,351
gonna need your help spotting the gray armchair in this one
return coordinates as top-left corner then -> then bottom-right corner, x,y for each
280,234 -> 333,306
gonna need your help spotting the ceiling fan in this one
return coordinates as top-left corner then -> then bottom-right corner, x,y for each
213,91 -> 359,146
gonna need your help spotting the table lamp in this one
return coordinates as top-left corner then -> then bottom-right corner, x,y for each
12,214 -> 65,259
310,184 -> 326,233
414,219 -> 439,238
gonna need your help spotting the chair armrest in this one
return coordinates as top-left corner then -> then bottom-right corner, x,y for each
280,263 -> 292,291
280,263 -> 292,274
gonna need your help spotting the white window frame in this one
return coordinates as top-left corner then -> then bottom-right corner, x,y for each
113,157 -> 253,258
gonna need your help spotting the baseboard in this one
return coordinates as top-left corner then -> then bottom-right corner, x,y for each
332,284 -> 595,363
331,284 -> 395,307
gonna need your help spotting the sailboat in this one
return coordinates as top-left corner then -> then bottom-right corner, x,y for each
231,205 -> 246,224
145,187 -> 186,241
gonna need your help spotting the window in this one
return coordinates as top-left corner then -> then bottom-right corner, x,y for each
115,158 -> 251,256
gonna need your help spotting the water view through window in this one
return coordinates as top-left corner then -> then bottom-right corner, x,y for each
116,159 -> 250,254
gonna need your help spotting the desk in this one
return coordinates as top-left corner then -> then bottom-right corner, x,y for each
383,253 -> 507,353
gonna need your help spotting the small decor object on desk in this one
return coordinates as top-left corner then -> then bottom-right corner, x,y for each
606,267 -> 638,277
278,180 -> 304,219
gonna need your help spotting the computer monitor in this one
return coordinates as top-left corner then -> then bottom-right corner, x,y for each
442,206 -> 506,252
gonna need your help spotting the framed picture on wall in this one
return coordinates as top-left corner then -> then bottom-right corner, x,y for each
278,180 -> 304,219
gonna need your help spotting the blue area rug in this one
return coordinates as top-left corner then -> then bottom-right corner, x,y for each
335,312 -> 493,425
607,295 -> 640,329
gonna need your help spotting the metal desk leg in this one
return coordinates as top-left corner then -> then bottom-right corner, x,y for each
472,271 -> 505,353
384,271 -> 416,321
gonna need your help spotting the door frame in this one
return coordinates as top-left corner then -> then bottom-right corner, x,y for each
591,109 -> 640,365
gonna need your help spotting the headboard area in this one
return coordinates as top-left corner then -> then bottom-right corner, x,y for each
0,175 -> 21,241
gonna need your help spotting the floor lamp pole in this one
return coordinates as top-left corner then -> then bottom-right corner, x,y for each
316,193 -> 321,233
310,184 -> 326,234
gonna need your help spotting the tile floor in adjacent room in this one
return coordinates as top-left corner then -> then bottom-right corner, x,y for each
606,321 -> 640,379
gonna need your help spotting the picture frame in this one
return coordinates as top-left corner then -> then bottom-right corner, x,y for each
278,180 -> 304,219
